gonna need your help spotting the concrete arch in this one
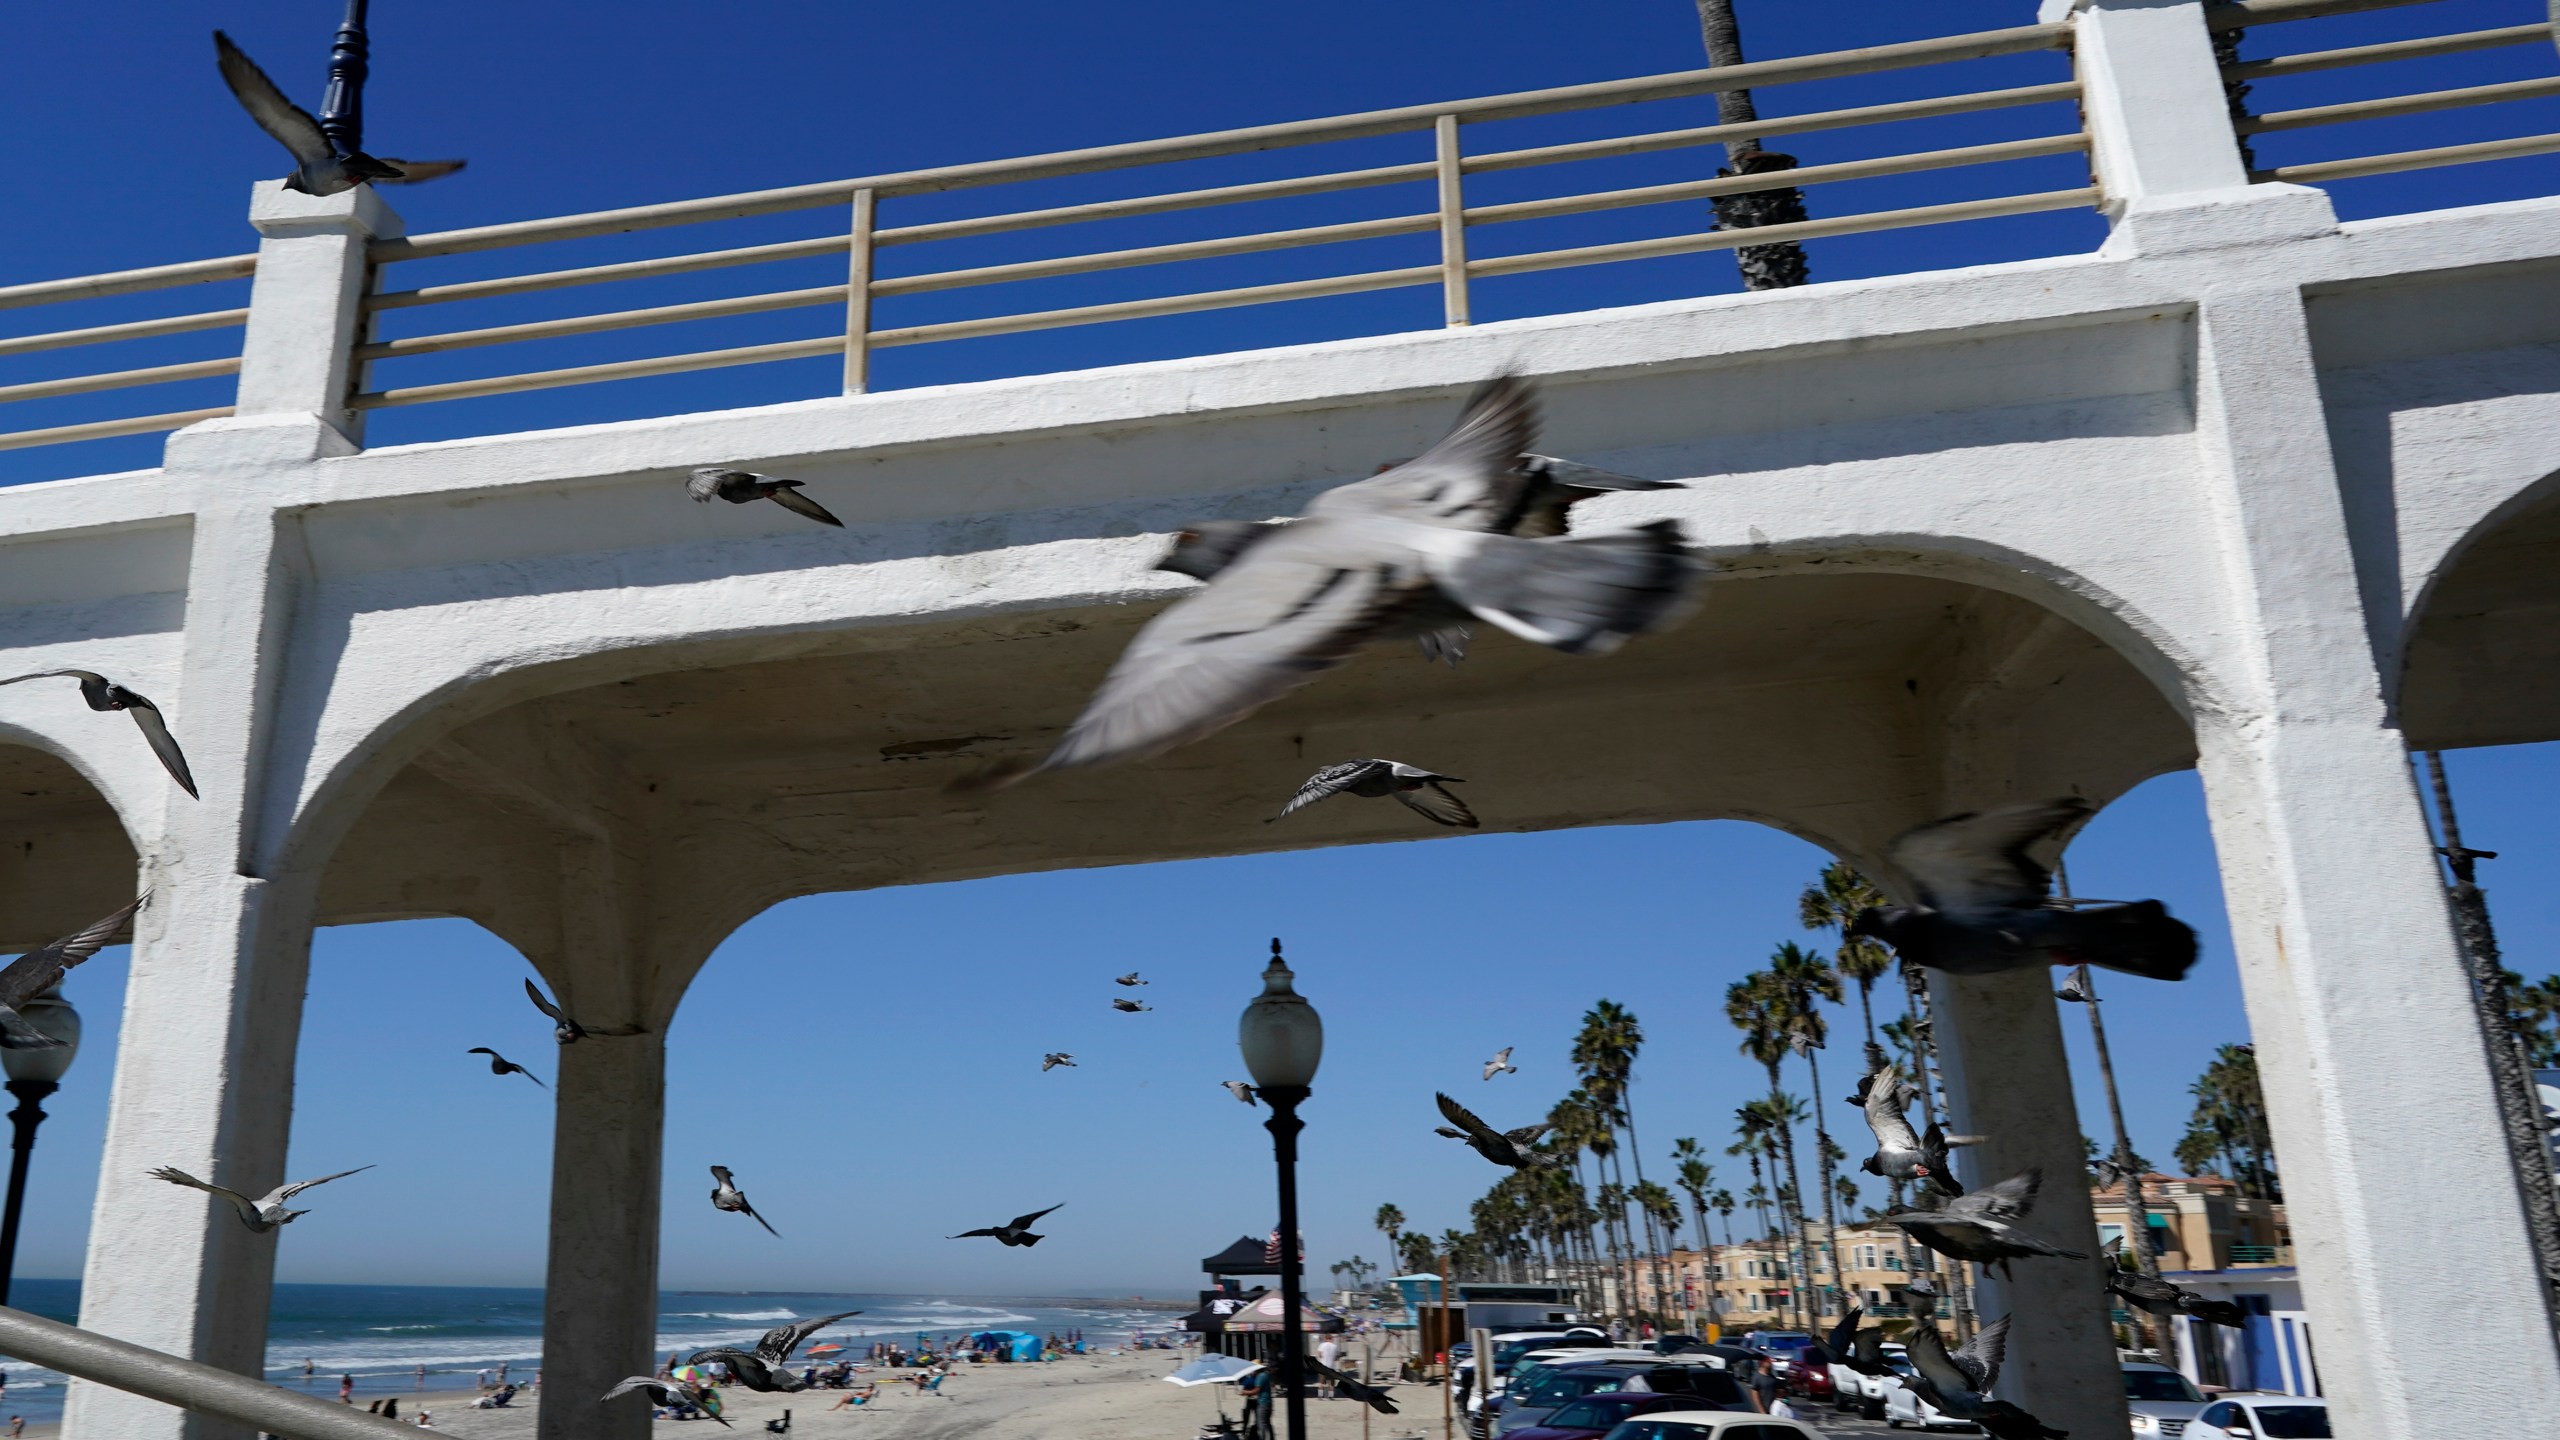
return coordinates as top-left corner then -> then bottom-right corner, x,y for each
2400,462 -> 2560,750
0,725 -> 145,952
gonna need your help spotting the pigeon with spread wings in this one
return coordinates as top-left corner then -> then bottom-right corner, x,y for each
467,1047 -> 548,1089
973,378 -> 1699,782
524,977 -> 645,1045
1279,760 -> 1477,829
603,1377 -> 729,1426
1883,1169 -> 2088,1278
1899,1284 -> 2066,1440
1482,1047 -> 1516,1081
951,1203 -> 1063,1247
0,671 -> 198,798
687,468 -> 844,528
1855,1060 -> 1972,1198
148,1163 -> 373,1233
1433,1092 -> 1564,1171
212,31 -> 464,195
709,1165 -> 781,1238
1848,799 -> 2197,981
0,897 -> 145,1050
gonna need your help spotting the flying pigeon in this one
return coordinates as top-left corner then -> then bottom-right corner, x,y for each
1817,1306 -> 1890,1377
1307,1358 -> 1399,1413
1883,1169 -> 2089,1277
687,468 -> 844,528
1897,1287 -> 2065,1440
1501,453 -> 1681,538
1433,1093 -> 1565,1171
2090,1155 -> 2132,1192
602,1377 -> 730,1426
466,1047 -> 548,1089
2055,975 -> 2092,1003
1855,1061 -> 1973,1198
1112,998 -> 1152,1013
1042,1052 -> 1077,1072
1156,520 -> 1476,666
148,1163 -> 373,1233
2102,1237 -> 2243,1328
950,1203 -> 1063,1247
969,378 -> 1700,783
523,977 -> 644,1045
0,671 -> 198,798
709,1165 -> 780,1238
0,896 -> 145,1049
1847,799 -> 2198,982
1279,760 -> 1477,829
212,32 -> 464,196
1223,1081 -> 1258,1106
685,1309 -> 862,1394
1115,972 -> 1147,986
1482,1047 -> 1516,1081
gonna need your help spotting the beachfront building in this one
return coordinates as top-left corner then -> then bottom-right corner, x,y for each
3,4 -> 2559,1439
2090,1173 -> 2291,1272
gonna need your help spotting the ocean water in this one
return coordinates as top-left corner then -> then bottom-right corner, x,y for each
0,1280 -> 1178,1426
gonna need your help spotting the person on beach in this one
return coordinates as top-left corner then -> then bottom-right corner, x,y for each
1316,1337 -> 1341,1398
340,1374 -> 354,1404
497,1363 -> 509,1386
9,1413 -> 21,1437
476,1369 -> 491,1392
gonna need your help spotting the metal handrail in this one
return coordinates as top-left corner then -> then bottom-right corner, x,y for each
2209,0 -> 2453,30
2224,22 -> 2555,79
2251,128 -> 2560,181
0,309 -> 248,360
0,406 -> 236,455
2240,73 -> 2560,134
0,255 -> 256,312
0,1303 -> 419,1439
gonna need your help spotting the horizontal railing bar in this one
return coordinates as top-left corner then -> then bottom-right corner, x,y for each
0,406 -> 233,453
876,162 -> 1436,249
0,255 -> 256,312
369,236 -> 847,311
1468,186 -> 2099,278
360,285 -> 848,360
870,266 -> 1443,350
0,356 -> 242,406
1464,80 -> 2082,175
0,308 -> 248,359
374,23 -> 2065,260
875,213 -> 1437,298
2240,74 -> 2560,134
2225,23 -> 2554,80
2251,129 -> 2560,183
1464,133 -> 2088,228
2209,0 -> 2448,30
352,336 -> 841,410
0,1304 -> 421,1440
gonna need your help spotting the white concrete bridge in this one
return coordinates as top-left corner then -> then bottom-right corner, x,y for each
3,1 -> 2559,1436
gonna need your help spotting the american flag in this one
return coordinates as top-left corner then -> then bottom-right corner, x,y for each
1264,1229 -> 1301,1266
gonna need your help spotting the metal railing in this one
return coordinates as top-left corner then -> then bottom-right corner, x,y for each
2228,1243 -> 2282,1262
2219,0 -> 2560,185
0,256 -> 253,455
346,20 -> 2093,416
0,1302 -> 419,1440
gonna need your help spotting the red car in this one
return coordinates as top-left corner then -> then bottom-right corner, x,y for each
1783,1350 -> 1833,1402
1506,1392 -> 1699,1440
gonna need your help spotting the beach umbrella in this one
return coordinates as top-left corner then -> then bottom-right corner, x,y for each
806,1344 -> 845,1356
672,1365 -> 709,1386
1164,1355 -> 1262,1387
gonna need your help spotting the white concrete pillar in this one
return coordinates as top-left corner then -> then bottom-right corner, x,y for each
68,506 -> 312,1440
538,1034 -> 666,1440
2186,288 -> 2560,1435
1931,953 -> 2128,1437
230,181 -> 398,444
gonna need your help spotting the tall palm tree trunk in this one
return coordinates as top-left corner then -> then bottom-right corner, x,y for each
1691,0 -> 1809,289
1803,1044 -> 1844,1320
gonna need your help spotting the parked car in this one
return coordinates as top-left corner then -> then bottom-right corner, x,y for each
1506,1392 -> 1697,1440
1597,1414 -> 1827,1440
1735,1332 -> 1821,1386
1476,1350 -> 1664,1435
2186,1394 -> 2331,1439
2123,1361 -> 2209,1435
1781,1349 -> 1834,1403
1830,1342 -> 1908,1419
1493,1363 -> 1750,1435
1880,1361 -> 1967,1432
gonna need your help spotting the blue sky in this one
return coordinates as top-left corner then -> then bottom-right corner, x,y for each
1,2 -> 2558,1298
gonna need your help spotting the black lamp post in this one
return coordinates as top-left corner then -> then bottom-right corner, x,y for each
1238,939 -> 1322,1440
0,982 -> 81,1306
318,0 -> 370,158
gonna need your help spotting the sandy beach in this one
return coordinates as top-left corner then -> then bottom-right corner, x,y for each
387,1345 -> 1439,1440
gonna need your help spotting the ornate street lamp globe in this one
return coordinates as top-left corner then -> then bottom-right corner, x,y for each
2,984 -> 80,1086
1238,939 -> 1322,1090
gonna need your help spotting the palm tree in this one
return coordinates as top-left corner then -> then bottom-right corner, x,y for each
2511,971 -> 2560,1066
1673,1139 -> 1723,1328
1376,1203 -> 1406,1265
1768,942 -> 1847,1318
1800,862 -> 1896,1070
1576,1000 -> 1665,1320
1690,0 -> 1810,290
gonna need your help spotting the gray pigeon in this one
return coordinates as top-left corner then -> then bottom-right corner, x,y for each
1223,1080 -> 1258,1105
950,1203 -> 1062,1247
148,1163 -> 373,1233
1042,1052 -> 1077,1071
1817,1305 -> 1889,1377
1115,972 -> 1147,986
1899,1288 -> 2065,1440
687,468 -> 844,527
685,1309 -> 860,1394
524,977 -> 645,1045
2102,1237 -> 2242,1328
1434,1092 -> 1565,1170
2055,975 -> 2091,1003
212,32 -> 463,196
709,1165 -> 780,1237
974,378 -> 1700,782
1279,759 -> 1477,829
602,1377 -> 731,1426
1847,800 -> 2197,982
1112,998 -> 1152,1013
1855,1061 -> 1972,1198
467,1047 -> 548,1089
0,671 -> 197,797
1482,1047 -> 1516,1081
0,897 -> 145,1049
1883,1169 -> 2089,1277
